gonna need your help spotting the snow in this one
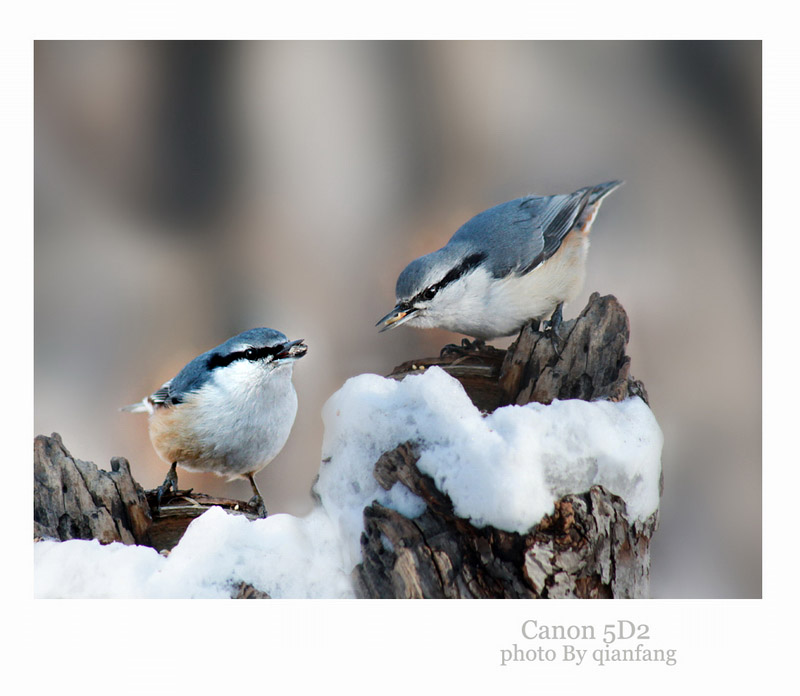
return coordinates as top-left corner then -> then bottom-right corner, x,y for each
35,366 -> 663,598
316,367 -> 662,564
35,506 -> 355,599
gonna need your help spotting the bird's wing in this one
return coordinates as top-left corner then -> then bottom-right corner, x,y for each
162,350 -> 220,404
148,381 -> 174,406
120,347 -> 222,414
449,189 -> 592,278
516,188 -> 593,274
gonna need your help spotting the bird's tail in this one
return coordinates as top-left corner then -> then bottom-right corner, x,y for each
588,180 -> 624,205
120,400 -> 149,414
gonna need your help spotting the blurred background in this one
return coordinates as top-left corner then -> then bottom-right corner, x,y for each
34,41 -> 760,598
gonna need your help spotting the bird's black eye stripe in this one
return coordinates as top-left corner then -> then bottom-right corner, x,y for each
207,344 -> 283,370
412,252 -> 486,304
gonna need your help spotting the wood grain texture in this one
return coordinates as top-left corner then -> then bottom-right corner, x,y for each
353,443 -> 657,599
34,432 -> 152,546
33,433 -> 261,553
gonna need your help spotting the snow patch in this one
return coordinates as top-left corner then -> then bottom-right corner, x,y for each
316,367 -> 661,564
35,506 -> 354,599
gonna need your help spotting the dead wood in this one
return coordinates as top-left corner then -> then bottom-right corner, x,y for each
34,433 -> 261,553
34,433 -> 153,546
353,443 -> 656,599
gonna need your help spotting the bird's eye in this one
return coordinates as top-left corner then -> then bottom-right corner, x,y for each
244,348 -> 258,360
422,287 -> 437,301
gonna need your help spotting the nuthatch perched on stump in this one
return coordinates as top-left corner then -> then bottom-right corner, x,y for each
377,181 -> 622,342
122,328 -> 307,517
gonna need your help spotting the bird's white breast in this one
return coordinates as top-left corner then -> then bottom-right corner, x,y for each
149,361 -> 298,479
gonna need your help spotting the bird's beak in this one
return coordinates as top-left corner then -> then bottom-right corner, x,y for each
376,304 -> 417,333
276,339 -> 308,360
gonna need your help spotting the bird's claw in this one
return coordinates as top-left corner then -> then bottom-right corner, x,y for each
155,463 -> 179,513
440,338 -> 487,358
248,494 -> 268,519
542,325 -> 563,355
540,304 -> 564,355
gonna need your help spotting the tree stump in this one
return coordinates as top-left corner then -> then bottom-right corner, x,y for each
353,293 -> 659,598
33,433 -> 261,553
34,432 -> 153,546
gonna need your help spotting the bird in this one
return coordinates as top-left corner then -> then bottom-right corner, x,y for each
377,181 -> 622,344
122,328 -> 307,517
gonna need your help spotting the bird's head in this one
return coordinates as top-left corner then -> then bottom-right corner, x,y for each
205,329 -> 308,377
376,248 -> 488,333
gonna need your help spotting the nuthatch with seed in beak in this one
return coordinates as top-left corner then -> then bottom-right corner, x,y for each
122,328 -> 307,517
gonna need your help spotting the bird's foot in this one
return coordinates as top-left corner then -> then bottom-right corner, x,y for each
440,338 -> 487,358
541,304 -> 564,355
545,328 -> 563,356
245,473 -> 268,518
155,463 -> 179,513
248,494 -> 268,519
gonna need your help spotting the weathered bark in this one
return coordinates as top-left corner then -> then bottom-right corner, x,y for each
34,433 -> 261,553
34,433 -> 153,546
353,443 -> 656,599
141,490 -> 261,552
498,292 -> 648,406
232,582 -> 271,599
354,293 -> 658,598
